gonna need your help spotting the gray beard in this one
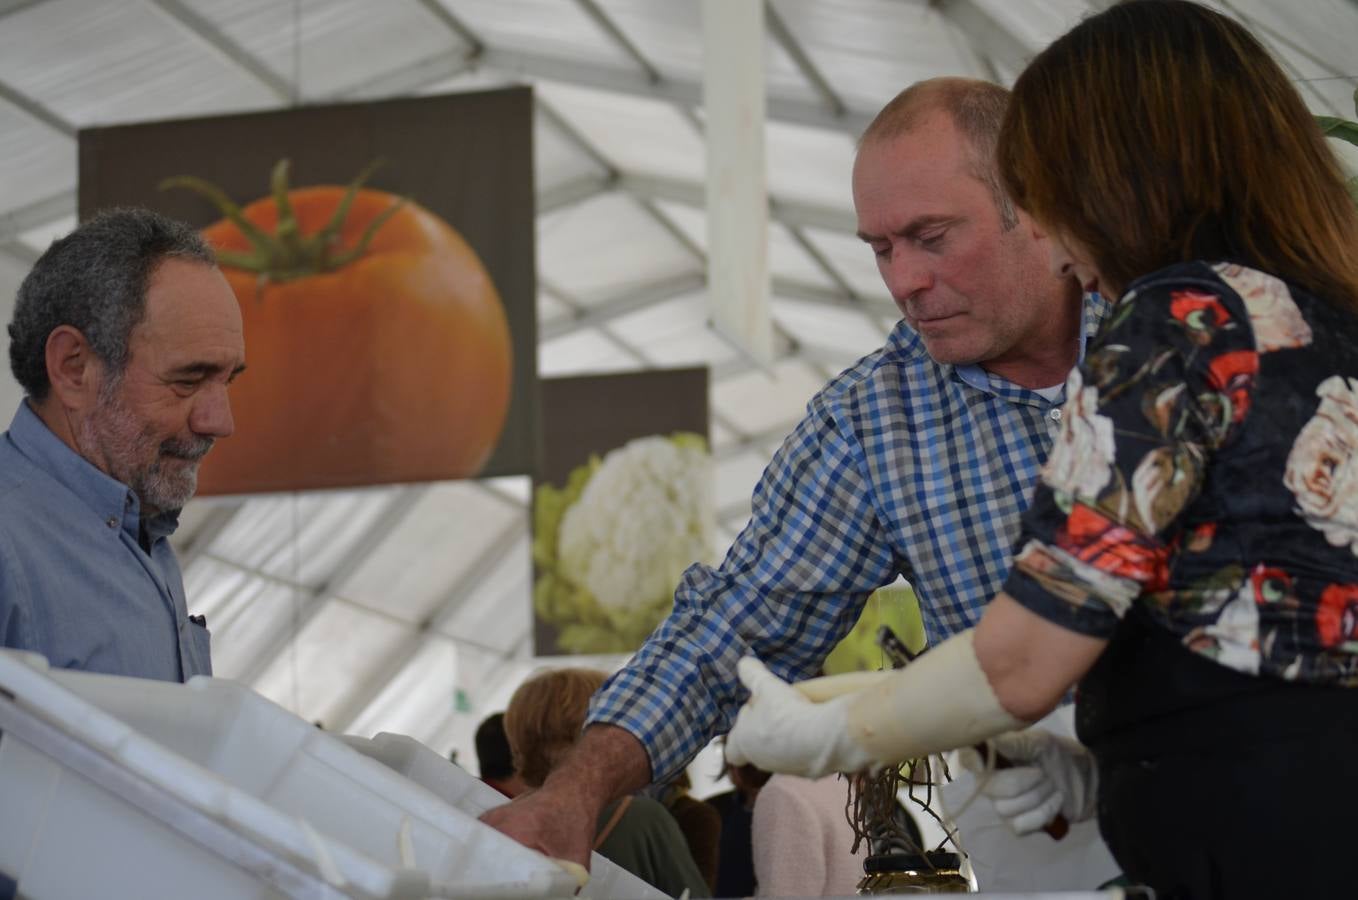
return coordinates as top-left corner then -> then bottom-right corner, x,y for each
78,377 -> 212,515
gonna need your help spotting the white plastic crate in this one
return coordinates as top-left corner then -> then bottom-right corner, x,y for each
342,732 -> 672,899
0,650 -> 578,899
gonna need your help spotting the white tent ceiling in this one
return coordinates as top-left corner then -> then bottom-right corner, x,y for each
0,0 -> 1355,776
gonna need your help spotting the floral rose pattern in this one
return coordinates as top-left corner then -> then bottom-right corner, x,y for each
1247,564 -> 1293,604
1284,375 -> 1358,556
1040,367 -> 1118,501
1004,262 -> 1358,686
1169,289 -> 1232,345
1317,584 -> 1358,649
1186,576 -> 1261,674
1211,262 -> 1313,352
1055,503 -> 1172,592
1131,444 -> 1203,533
1204,349 -> 1259,425
1012,539 -> 1140,619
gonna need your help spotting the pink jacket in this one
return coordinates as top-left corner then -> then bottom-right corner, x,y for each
752,774 -> 867,897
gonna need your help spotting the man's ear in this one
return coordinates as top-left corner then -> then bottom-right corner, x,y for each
44,325 -> 102,410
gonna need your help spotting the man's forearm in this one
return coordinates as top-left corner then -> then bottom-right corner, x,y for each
542,723 -> 652,807
480,723 -> 655,867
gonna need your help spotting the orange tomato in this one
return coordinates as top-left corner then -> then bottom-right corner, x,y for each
193,185 -> 513,495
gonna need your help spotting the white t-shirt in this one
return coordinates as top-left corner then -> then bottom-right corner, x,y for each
1032,383 -> 1065,403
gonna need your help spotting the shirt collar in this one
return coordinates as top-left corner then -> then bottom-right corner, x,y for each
143,507 -> 182,544
7,401 -> 181,542
952,291 -> 1111,402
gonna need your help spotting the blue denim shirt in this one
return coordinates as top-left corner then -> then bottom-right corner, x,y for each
0,401 -> 211,681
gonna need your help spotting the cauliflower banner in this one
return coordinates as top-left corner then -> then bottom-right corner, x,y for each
534,370 -> 713,655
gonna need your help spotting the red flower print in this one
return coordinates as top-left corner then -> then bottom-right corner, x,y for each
1056,503 -> 1171,590
1170,290 -> 1231,332
1186,522 -> 1217,553
1205,349 -> 1259,423
1248,564 -> 1292,604
1317,584 -> 1358,648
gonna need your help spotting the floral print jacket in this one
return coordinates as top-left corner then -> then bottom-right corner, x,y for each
1004,261 -> 1358,686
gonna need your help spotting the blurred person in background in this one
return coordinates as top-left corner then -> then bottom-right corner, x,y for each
503,667 -> 710,898
660,769 -> 721,893
474,712 -> 527,798
705,753 -> 770,898
751,773 -> 866,897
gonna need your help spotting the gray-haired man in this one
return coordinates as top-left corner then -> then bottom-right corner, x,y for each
0,207 -> 245,681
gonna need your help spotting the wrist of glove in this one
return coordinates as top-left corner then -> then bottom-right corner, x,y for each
958,729 -> 1099,836
723,659 -> 878,778
724,629 -> 1025,779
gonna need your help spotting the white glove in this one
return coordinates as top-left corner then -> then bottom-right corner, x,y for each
958,729 -> 1099,836
727,631 -> 1027,779
723,657 -> 878,779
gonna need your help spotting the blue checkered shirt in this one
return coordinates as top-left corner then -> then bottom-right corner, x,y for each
588,296 -> 1112,783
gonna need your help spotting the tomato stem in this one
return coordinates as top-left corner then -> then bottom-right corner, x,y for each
160,159 -> 408,284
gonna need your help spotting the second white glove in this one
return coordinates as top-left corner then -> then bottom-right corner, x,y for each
958,729 -> 1099,836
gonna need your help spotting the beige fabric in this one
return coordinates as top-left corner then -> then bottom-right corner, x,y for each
844,629 -> 1024,765
792,670 -> 893,702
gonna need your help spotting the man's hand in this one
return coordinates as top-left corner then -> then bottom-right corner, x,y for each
480,780 -> 599,869
958,729 -> 1099,836
724,657 -> 877,778
479,724 -> 651,869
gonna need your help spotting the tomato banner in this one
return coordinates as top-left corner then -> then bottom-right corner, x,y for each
78,89 -> 538,493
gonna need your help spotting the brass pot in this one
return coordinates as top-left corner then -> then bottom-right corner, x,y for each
856,851 -> 970,894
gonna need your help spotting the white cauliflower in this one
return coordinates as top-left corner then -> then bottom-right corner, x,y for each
556,434 -> 714,622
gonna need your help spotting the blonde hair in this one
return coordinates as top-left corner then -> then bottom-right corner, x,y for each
503,667 -> 608,787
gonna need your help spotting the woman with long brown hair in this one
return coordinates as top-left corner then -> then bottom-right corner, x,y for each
723,3 -> 1358,896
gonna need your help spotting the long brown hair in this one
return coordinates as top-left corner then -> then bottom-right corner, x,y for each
998,0 -> 1358,306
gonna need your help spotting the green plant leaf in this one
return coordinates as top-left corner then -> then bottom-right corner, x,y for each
1317,116 -> 1358,148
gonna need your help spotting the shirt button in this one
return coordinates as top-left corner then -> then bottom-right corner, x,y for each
1049,408 -> 1063,422
106,516 -> 119,529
